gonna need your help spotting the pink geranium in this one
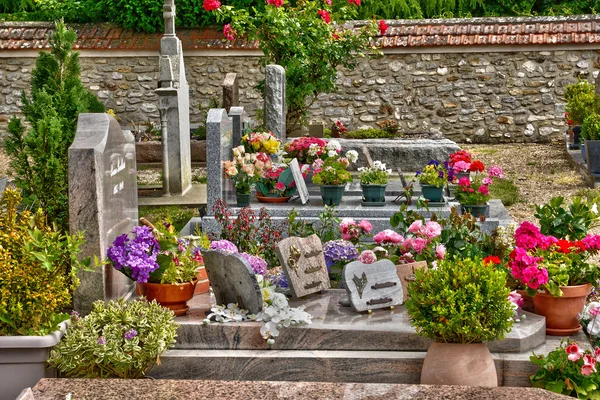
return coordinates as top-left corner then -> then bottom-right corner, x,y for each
203,0 -> 221,11
267,0 -> 284,6
453,160 -> 471,173
488,166 -> 504,179
317,9 -> 331,24
566,343 -> 584,362
373,229 -> 404,245
348,0 -> 361,5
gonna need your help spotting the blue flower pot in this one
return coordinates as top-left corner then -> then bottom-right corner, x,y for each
421,184 -> 444,202
361,184 -> 386,203
320,185 -> 346,206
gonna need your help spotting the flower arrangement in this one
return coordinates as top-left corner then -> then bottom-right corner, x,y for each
415,160 -> 448,188
339,218 -> 372,244
455,165 -> 503,206
223,146 -> 270,194
447,150 -> 487,176
241,131 -> 281,154
107,222 -> 201,285
373,219 -> 445,265
47,299 -> 178,378
284,137 -> 328,164
358,161 -> 391,185
509,221 -> 600,296
530,339 -> 600,398
312,148 -> 358,186
209,238 -> 268,276
255,164 -> 298,197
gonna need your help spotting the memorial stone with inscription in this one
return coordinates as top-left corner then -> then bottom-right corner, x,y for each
276,234 -> 330,298
206,108 -> 233,213
69,113 -> 138,315
342,259 -> 404,313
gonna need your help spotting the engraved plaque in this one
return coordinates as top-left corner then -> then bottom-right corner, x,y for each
343,259 -> 404,312
396,261 -> 428,302
289,158 -> 309,204
276,234 -> 330,298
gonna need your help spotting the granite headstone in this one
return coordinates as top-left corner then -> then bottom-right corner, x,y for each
265,64 -> 286,141
275,234 -> 330,298
222,73 -> 239,113
202,250 -> 263,314
206,108 -> 233,213
396,261 -> 428,302
289,158 -> 309,205
342,259 -> 404,312
69,113 -> 138,315
229,106 -> 247,148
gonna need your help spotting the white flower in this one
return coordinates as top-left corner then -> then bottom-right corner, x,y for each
327,150 -> 338,158
261,286 -> 273,302
327,139 -> 341,151
271,292 -> 288,309
346,150 -> 358,163
357,167 -> 366,172
256,274 -> 264,284
593,203 -> 598,214
308,143 -> 320,156
301,164 -> 311,173
373,160 -> 382,169
380,163 -> 387,171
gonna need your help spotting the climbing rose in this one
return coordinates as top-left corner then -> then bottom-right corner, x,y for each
267,0 -> 284,6
378,20 -> 388,35
348,0 -> 361,5
317,9 -> 331,24
203,0 -> 221,11
223,24 -> 236,41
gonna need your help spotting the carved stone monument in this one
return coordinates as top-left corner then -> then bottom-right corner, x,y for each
343,259 -> 404,313
155,0 -> 192,196
69,113 -> 138,315
276,234 -> 330,298
265,64 -> 286,140
202,250 -> 263,314
206,108 -> 233,213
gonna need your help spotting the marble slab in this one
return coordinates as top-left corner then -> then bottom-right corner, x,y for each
343,260 -> 404,312
276,234 -> 330,298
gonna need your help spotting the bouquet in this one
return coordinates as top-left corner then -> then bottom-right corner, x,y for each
256,164 -> 299,197
223,146 -> 269,194
416,160 -> 448,188
284,137 -> 328,164
358,161 -> 391,185
455,165 -> 503,205
373,219 -> 445,265
241,131 -> 281,154
312,149 -> 358,186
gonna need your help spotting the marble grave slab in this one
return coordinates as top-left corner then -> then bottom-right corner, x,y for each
343,259 -> 403,312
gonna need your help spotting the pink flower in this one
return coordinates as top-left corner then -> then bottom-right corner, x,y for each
453,161 -> 471,173
424,221 -> 442,239
275,182 -> 285,191
408,220 -> 424,235
373,229 -> 404,245
482,177 -> 493,186
378,20 -> 388,35
488,166 -> 504,178
508,291 -> 524,308
411,238 -> 428,254
223,24 -> 236,41
358,250 -> 377,264
566,343 -> 584,362
358,219 -> 373,233
582,364 -> 596,376
594,347 -> 600,362
326,0 -> 332,4
435,244 -> 446,260
584,353 -> 596,366
514,221 -> 543,250
458,176 -> 471,187
318,9 -> 331,24
203,0 -> 221,11
478,185 -> 489,195
267,0 -> 284,6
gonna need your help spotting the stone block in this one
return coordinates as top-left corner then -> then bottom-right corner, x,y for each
264,65 -> 286,141
222,72 -> 239,112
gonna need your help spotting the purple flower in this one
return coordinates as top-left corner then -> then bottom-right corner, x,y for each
240,253 -> 268,275
323,240 -> 359,270
265,266 -> 289,289
107,226 -> 160,284
209,240 -> 239,254
70,310 -> 80,321
427,159 -> 439,167
124,329 -> 137,340
97,336 -> 107,345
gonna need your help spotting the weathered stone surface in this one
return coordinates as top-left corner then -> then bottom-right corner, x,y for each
396,261 -> 427,303
228,106 -> 246,148
343,259 -> 403,312
206,108 -> 233,213
222,72 -> 239,112
202,250 -> 263,314
69,113 -> 137,315
264,64 -> 286,140
276,234 -> 330,298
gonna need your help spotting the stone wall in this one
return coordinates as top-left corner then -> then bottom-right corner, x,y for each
1,49 -> 599,143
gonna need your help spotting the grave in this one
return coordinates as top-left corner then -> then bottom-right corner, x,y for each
69,113 -> 138,315
343,259 -> 404,312
264,65 -> 286,141
222,73 -> 239,113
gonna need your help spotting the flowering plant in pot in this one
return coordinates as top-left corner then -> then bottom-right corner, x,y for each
241,131 -> 281,155
358,160 -> 391,203
415,160 -> 448,202
312,150 -> 358,206
530,339 -> 600,398
223,145 -> 268,206
106,221 -> 202,316
455,165 -> 503,217
405,257 -> 514,387
47,299 -> 178,379
255,162 -> 307,202
447,149 -> 473,179
283,136 -> 328,164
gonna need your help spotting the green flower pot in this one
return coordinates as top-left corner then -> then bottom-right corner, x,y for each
236,193 -> 251,207
361,184 -> 386,203
461,203 -> 489,218
320,185 -> 346,206
421,184 -> 444,202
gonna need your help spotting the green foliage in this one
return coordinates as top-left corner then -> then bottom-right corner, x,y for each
358,163 -> 390,185
582,113 -> 600,141
0,0 -> 34,13
489,178 -> 520,207
312,158 -> 353,186
439,207 -> 494,260
405,257 -> 513,343
530,339 -> 600,398
344,128 -> 402,139
416,162 -> 448,188
4,21 -> 104,233
0,188 -> 87,336
48,299 -> 178,378
565,79 -> 598,126
534,196 -> 599,240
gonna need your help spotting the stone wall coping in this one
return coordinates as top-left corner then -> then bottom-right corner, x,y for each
2,14 -> 600,52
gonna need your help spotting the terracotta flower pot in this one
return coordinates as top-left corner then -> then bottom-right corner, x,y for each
195,266 -> 210,295
533,283 -> 591,336
420,342 -> 497,387
255,194 -> 292,203
136,280 -> 198,316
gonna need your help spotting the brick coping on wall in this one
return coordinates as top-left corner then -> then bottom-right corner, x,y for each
1,15 -> 600,53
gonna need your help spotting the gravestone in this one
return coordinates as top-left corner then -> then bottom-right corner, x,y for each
206,108 -> 233,213
275,234 -> 330,297
265,64 -> 286,141
202,250 -> 263,314
289,158 -> 309,204
361,146 -> 374,168
396,261 -> 428,302
155,0 -> 192,196
309,123 -> 324,138
69,113 -> 138,315
342,259 -> 404,313
229,106 -> 247,148
222,73 -> 239,113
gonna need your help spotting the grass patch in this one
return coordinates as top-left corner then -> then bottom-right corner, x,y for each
473,148 -> 499,156
138,205 -> 198,232
344,128 -> 402,139
192,175 -> 207,184
490,178 -> 521,207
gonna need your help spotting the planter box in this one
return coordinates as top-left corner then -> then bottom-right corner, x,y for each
0,322 -> 67,399
136,140 -> 206,164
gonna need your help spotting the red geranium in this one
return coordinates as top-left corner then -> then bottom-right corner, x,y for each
318,9 -> 331,24
469,160 -> 485,173
378,20 -> 388,35
483,255 -> 501,265
267,0 -> 284,7
449,150 -> 472,166
348,0 -> 361,5
203,0 -> 221,11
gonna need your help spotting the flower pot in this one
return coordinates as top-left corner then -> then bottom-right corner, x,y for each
0,322 -> 67,400
582,143 -> 587,163
361,184 -> 386,203
572,125 -> 582,148
461,203 -> 489,218
585,139 -> 600,174
533,283 -> 591,336
136,280 -> 198,316
421,184 -> 444,202
195,266 -> 210,295
455,172 -> 470,181
447,183 -> 457,200
516,289 -> 535,313
255,194 -> 292,203
236,193 -> 251,207
420,342 -> 497,387
320,185 -> 346,206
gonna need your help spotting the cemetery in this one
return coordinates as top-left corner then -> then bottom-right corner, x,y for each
3,1 -> 600,400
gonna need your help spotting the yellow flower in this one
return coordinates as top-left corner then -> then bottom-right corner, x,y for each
263,138 -> 280,154
107,109 -> 116,117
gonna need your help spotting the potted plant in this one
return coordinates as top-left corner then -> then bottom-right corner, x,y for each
312,152 -> 356,205
223,145 -> 265,207
255,163 -> 299,203
107,221 -> 202,316
455,165 -> 503,217
415,160 -> 448,202
565,79 -> 597,149
47,299 -> 178,378
582,112 -> 600,175
358,161 -> 391,204
0,188 -> 88,399
447,150 -> 473,181
405,257 -> 514,386
509,220 -> 600,335
283,136 -> 329,165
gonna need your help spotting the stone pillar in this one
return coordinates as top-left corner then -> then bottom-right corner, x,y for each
265,64 -> 286,141
206,109 -> 233,213
229,106 -> 246,148
222,73 -> 239,113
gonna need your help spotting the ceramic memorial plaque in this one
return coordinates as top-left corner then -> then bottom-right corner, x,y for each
203,249 -> 263,314
342,259 -> 403,312
289,158 -> 309,204
276,234 -> 330,297
396,261 -> 428,302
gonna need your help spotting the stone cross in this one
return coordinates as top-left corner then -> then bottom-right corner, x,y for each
265,64 -> 286,140
276,234 -> 330,297
222,73 -> 239,113
206,108 -> 233,213
342,259 -> 404,313
69,113 -> 138,315
163,0 -> 176,37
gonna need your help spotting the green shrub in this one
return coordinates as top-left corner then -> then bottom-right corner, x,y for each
0,0 -> 34,13
565,79 -> 598,126
405,257 -> 513,343
534,196 -> 599,240
48,299 -> 178,378
5,21 -> 104,233
582,112 -> 600,141
138,205 -> 197,233
344,128 -> 401,139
